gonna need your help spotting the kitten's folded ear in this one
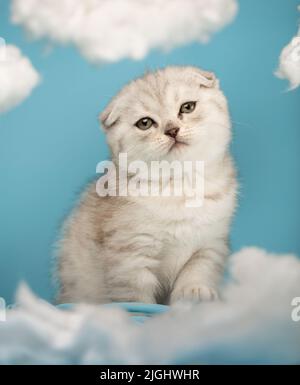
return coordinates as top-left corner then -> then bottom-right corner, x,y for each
98,101 -> 119,130
195,69 -> 220,89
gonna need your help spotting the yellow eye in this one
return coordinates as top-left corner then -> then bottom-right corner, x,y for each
180,101 -> 196,114
135,117 -> 155,130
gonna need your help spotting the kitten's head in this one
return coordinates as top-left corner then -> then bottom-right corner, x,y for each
100,66 -> 231,164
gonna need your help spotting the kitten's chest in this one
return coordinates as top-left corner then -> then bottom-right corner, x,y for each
141,197 -> 214,249
145,201 -> 209,284
131,193 -> 231,263
128,196 -> 227,285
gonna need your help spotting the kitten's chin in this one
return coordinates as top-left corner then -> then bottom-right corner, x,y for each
159,142 -> 192,162
169,140 -> 188,152
165,140 -> 189,158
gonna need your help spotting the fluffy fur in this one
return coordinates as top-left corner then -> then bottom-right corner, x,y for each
57,66 -> 237,304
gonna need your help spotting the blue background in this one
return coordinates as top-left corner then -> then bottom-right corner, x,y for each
0,0 -> 299,304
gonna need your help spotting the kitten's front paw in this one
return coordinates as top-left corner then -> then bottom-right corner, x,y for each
170,285 -> 219,304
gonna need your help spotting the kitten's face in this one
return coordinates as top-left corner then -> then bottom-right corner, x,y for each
100,66 -> 231,164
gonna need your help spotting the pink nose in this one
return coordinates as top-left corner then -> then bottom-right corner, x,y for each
165,127 -> 179,139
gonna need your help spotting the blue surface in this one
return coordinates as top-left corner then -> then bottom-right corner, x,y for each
0,0 -> 300,304
57,302 -> 169,324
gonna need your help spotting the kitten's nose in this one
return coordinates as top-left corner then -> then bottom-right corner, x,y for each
165,126 -> 179,139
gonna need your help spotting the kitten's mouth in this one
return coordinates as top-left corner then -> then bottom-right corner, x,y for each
168,139 -> 188,152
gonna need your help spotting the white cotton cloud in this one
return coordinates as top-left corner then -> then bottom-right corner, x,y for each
0,44 -> 40,113
276,6 -> 300,90
0,247 -> 300,364
276,35 -> 300,90
11,0 -> 238,63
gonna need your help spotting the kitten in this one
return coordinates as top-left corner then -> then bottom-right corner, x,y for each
57,66 -> 237,305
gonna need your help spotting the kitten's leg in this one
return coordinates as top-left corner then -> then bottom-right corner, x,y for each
170,247 -> 226,304
106,258 -> 161,303
57,246 -> 107,304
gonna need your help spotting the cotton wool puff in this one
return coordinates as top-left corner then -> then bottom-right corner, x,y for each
11,0 -> 238,63
276,5 -> 300,90
276,35 -> 300,90
0,44 -> 40,113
